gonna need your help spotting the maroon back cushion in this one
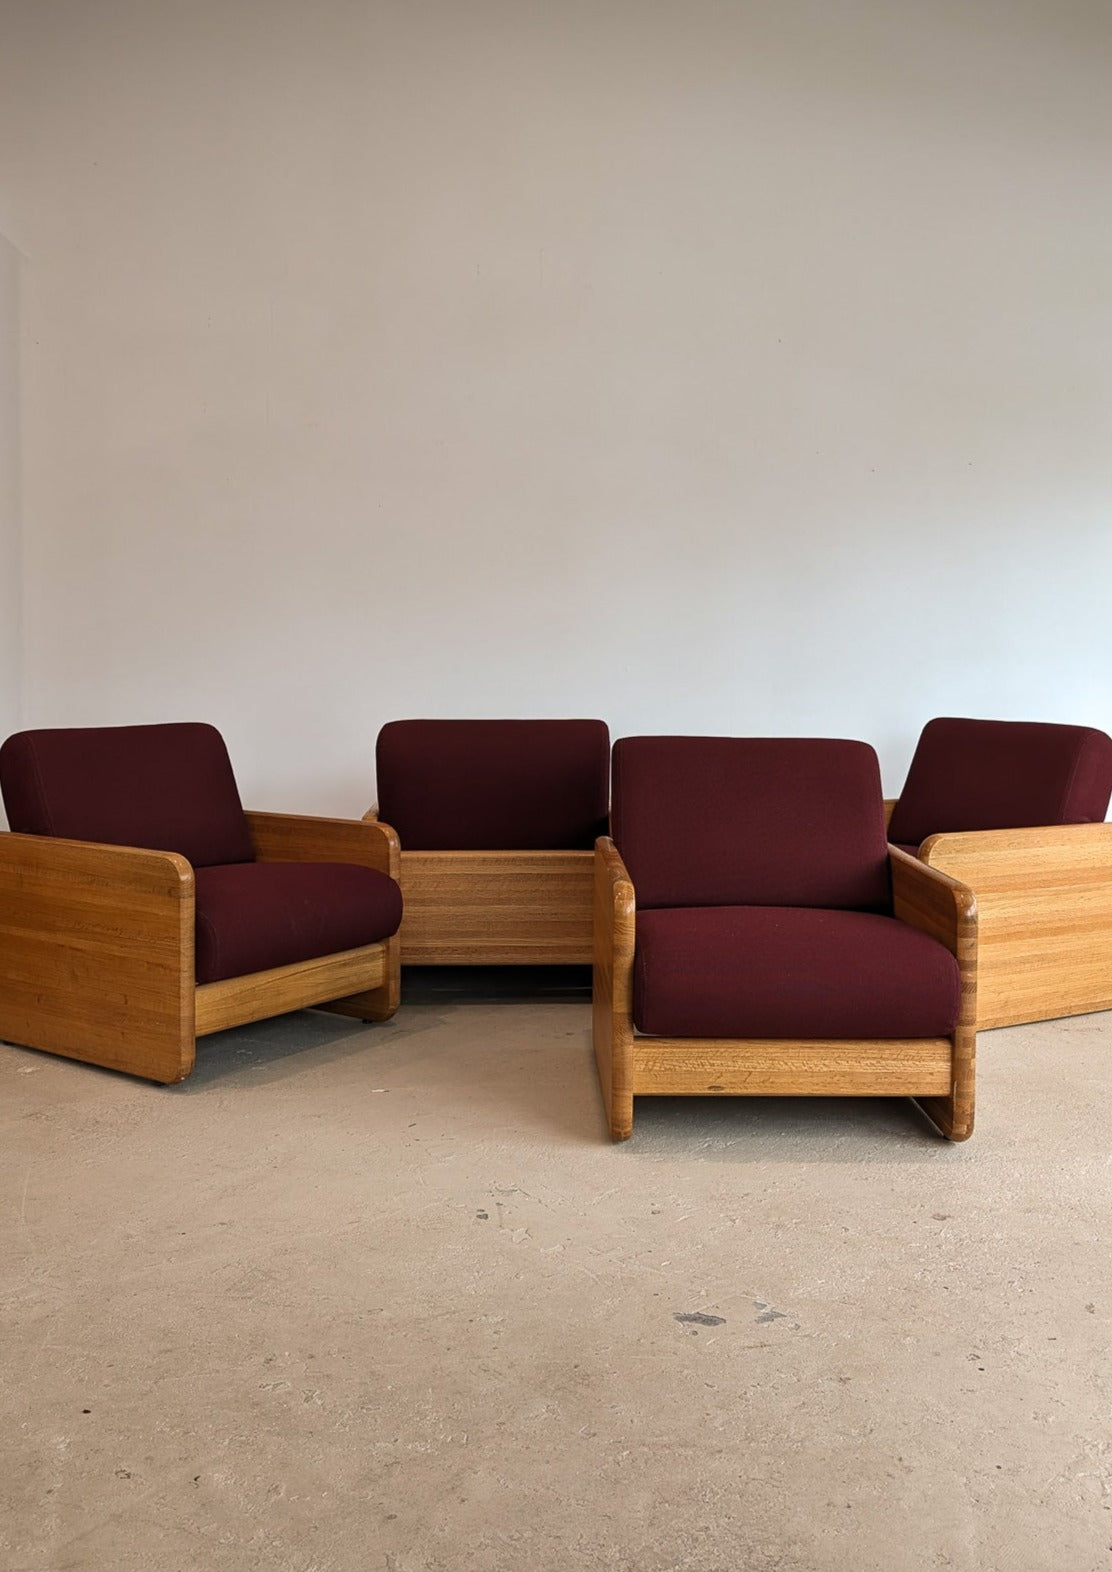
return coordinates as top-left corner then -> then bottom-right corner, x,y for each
0,722 -> 255,868
611,736 -> 891,911
376,719 -> 610,850
888,718 -> 1112,849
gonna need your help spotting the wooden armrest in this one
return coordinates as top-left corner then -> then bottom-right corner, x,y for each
593,836 -> 636,1139
883,798 -> 897,828
595,835 -> 634,901
920,821 -> 1112,887
594,836 -> 635,1009
889,844 -> 976,958
363,804 -> 379,822
890,847 -> 978,1041
246,811 -> 400,880
0,830 -> 193,895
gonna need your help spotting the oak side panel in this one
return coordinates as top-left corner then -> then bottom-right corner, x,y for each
593,838 -> 636,1140
195,943 -> 387,1036
0,833 -> 195,1083
921,822 -> 1112,1029
394,849 -> 594,964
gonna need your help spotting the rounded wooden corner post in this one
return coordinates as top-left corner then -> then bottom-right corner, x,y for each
594,837 -> 635,1141
331,817 -> 402,1022
889,845 -> 978,1142
919,877 -> 977,1143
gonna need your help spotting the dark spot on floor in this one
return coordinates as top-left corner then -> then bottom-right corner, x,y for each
674,1311 -> 725,1326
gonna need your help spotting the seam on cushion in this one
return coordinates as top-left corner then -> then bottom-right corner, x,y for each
22,735 -> 57,837
1057,733 -> 1092,823
610,745 -> 624,851
195,910 -> 221,980
633,939 -> 648,1028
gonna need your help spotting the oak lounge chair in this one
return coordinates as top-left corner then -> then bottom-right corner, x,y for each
0,723 -> 402,1082
368,719 -> 609,964
594,736 -> 977,1142
887,718 -> 1112,1029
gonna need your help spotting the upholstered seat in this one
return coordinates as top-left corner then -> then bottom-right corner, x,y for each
594,735 -> 977,1142
633,906 -> 961,1041
194,861 -> 403,984
0,722 -> 403,1082
370,718 -> 610,964
887,717 -> 1112,1028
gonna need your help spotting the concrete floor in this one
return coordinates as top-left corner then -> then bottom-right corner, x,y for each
2,969 -> 1110,1572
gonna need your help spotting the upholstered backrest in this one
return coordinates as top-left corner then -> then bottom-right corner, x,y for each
0,722 -> 255,868
611,736 -> 891,911
887,717 -> 1112,849
376,719 -> 610,850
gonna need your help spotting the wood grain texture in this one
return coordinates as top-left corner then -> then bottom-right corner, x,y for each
889,845 -> 977,1140
248,810 -> 399,878
0,832 -> 195,1083
631,1038 -> 953,1096
389,848 -> 594,965
593,837 -> 636,1140
918,821 -> 1112,1030
248,809 -> 401,1021
195,944 -> 387,1036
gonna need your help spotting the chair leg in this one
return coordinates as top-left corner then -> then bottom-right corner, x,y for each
593,939 -> 634,1140
914,1026 -> 975,1141
321,936 -> 401,1023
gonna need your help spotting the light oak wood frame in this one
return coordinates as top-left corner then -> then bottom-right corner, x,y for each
0,812 -> 401,1084
593,838 -> 977,1143
364,809 -> 593,964
886,798 -> 1112,1028
915,823 -> 1112,1029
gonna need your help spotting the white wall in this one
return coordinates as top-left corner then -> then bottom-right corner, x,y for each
0,0 -> 1110,812
0,230 -> 20,772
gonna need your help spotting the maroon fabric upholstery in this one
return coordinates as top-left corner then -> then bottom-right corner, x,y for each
376,719 -> 610,850
888,718 -> 1112,850
194,862 -> 402,984
0,723 -> 255,868
611,736 -> 891,911
634,906 -> 961,1039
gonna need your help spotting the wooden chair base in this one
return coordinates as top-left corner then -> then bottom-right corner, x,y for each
593,837 -> 978,1143
600,1035 -> 974,1143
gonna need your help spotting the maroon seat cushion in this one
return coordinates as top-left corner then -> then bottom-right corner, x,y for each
0,722 -> 255,868
194,861 -> 403,984
612,736 -> 891,912
888,717 -> 1112,849
376,719 -> 610,850
634,906 -> 961,1040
